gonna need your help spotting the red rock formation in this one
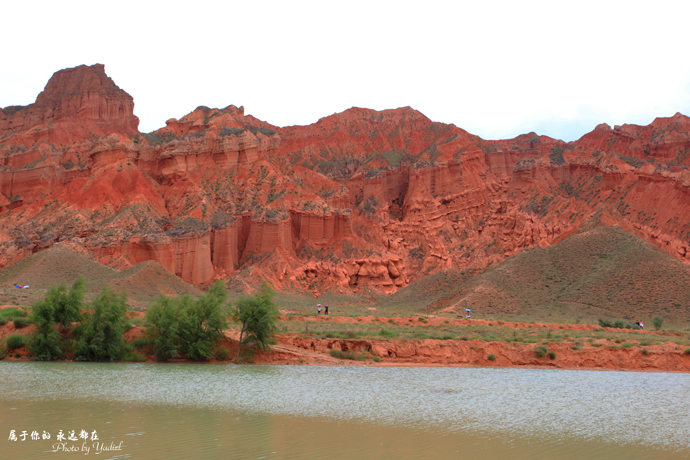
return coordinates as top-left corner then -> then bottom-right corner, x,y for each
2,64 -> 690,298
1,64 -> 139,146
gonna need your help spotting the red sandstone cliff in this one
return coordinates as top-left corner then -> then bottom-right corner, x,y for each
2,64 -> 690,296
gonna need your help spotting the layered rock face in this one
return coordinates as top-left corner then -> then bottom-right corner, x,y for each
2,64 -> 690,294
1,64 -> 139,145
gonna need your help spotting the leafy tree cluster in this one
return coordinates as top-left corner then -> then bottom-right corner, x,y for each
145,281 -> 228,361
23,277 -> 279,364
145,280 -> 279,362
29,277 -> 86,360
28,277 -> 130,362
73,287 -> 128,361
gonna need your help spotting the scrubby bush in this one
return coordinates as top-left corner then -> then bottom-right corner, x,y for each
329,348 -> 351,359
379,328 -> 397,338
548,351 -> 557,360
683,348 -> 690,355
599,318 -> 640,330
6,334 -> 27,350
120,352 -> 145,362
74,287 -> 128,362
642,348 -> 650,355
215,346 -> 230,361
535,346 -> 547,358
488,354 -> 496,361
329,349 -> 368,361
0,308 -> 21,325
653,316 -> 664,331
12,317 -> 30,329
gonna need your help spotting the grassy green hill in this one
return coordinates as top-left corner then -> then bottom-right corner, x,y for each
374,269 -> 475,314
381,225 -> 690,327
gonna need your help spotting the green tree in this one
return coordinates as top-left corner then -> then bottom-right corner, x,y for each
34,276 -> 85,331
74,287 -> 128,362
178,281 -> 228,361
28,298 -> 64,361
145,296 -> 181,361
653,316 -> 664,331
27,279 -> 83,361
231,282 -> 278,361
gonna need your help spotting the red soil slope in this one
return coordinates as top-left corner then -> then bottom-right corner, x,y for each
2,64 -> 690,305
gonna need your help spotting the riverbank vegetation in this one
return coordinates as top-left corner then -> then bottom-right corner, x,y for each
0,275 -> 688,371
144,281 -> 229,362
0,278 -> 281,363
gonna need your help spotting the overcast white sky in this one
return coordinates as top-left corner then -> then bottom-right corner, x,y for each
2,0 -> 689,142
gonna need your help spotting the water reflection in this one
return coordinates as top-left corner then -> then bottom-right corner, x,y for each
0,363 -> 688,459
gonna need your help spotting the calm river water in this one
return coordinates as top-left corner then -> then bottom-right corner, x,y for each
0,362 -> 688,459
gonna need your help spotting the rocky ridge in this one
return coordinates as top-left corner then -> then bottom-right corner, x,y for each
2,64 -> 690,302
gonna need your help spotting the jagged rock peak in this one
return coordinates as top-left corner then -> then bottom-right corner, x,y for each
1,63 -> 139,136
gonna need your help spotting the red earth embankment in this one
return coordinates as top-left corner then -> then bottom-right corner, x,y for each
278,336 -> 690,372
2,310 -> 688,372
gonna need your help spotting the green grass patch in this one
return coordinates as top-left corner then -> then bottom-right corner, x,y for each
0,307 -> 25,320
379,328 -> 397,338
